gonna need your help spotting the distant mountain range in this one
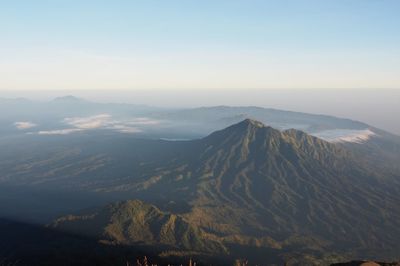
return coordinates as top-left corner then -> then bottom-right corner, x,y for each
2,96 -> 396,141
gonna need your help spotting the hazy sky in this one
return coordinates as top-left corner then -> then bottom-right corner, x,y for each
1,0 -> 400,90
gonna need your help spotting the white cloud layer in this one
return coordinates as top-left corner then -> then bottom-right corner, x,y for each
312,129 -> 376,144
64,114 -> 113,129
36,114 -> 160,135
15,121 -> 37,129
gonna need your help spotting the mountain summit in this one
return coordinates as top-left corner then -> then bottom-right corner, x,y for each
232,118 -> 266,128
199,118 -> 347,166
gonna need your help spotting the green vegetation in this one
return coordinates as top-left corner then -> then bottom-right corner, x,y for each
49,119 -> 400,264
51,200 -> 226,254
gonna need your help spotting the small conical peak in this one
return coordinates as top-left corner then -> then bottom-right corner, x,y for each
202,118 -> 279,143
218,118 -> 276,135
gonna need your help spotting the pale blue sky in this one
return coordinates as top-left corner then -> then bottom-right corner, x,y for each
1,0 -> 399,90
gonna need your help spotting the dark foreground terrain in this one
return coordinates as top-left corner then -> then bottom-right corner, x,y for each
0,218 -> 233,266
1,217 -> 398,266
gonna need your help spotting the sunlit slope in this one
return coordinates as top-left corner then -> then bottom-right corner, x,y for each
51,199 -> 227,254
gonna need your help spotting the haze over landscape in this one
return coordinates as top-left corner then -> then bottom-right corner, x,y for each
2,89 -> 399,135
0,1 -> 399,266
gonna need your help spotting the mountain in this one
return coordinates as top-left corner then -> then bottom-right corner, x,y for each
48,119 -> 400,264
155,106 -> 369,132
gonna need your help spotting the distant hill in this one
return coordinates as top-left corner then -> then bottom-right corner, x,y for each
50,200 -> 227,254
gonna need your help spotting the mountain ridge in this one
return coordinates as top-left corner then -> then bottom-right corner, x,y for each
51,199 -> 227,254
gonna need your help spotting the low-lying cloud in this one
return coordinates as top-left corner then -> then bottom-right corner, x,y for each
15,121 -> 37,129
36,114 -> 160,135
64,114 -> 112,129
312,129 -> 376,144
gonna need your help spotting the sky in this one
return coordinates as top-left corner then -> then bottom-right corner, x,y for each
0,0 -> 400,90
